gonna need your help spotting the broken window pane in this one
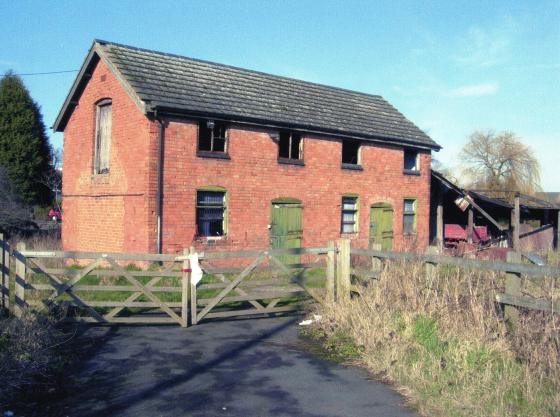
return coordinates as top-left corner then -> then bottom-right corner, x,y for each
342,140 -> 360,165
198,121 -> 227,153
278,131 -> 302,160
404,150 -> 418,171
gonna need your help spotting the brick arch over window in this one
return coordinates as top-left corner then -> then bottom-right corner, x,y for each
93,98 -> 112,174
271,197 -> 302,205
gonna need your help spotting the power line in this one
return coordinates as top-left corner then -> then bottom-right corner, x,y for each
4,69 -> 79,77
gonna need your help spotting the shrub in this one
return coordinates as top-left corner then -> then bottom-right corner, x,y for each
0,312 -> 66,406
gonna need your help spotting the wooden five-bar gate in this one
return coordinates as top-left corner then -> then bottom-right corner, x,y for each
0,233 -> 336,327
1,232 -> 557,329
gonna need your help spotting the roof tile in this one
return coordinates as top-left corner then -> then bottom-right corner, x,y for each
98,41 -> 439,149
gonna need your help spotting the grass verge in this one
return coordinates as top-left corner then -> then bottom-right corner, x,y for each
307,259 -> 559,417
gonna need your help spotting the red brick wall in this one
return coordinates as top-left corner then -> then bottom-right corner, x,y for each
62,59 -> 431,255
161,119 -> 431,254
61,58 -> 157,253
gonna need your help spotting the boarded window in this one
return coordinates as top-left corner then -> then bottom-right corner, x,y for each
341,196 -> 358,233
403,198 -> 416,234
94,100 -> 112,174
196,190 -> 226,237
278,131 -> 302,160
198,120 -> 227,153
342,140 -> 360,165
404,150 -> 418,171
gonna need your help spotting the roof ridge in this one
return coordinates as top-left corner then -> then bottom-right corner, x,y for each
95,39 -> 389,102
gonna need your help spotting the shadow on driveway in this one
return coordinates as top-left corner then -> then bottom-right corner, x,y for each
23,316 -> 418,417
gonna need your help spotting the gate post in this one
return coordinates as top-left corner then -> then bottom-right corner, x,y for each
181,248 -> 189,327
504,251 -> 521,330
189,247 -> 198,325
325,241 -> 335,303
14,242 -> 27,318
1,233 -> 9,312
336,239 -> 351,302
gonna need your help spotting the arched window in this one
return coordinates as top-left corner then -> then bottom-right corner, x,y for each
94,99 -> 112,174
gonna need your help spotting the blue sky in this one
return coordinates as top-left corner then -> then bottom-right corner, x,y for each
2,0 -> 559,189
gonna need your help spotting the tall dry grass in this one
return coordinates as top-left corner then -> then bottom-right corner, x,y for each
312,258 -> 559,417
0,312 -> 68,407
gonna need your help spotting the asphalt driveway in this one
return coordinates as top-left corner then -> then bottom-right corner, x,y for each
29,316 -> 418,417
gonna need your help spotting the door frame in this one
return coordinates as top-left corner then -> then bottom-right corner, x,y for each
369,202 -> 394,250
270,198 -> 303,264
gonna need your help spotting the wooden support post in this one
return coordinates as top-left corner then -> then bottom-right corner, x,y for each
467,208 -> 474,244
181,248 -> 189,327
14,242 -> 26,318
370,243 -> 382,275
325,241 -> 335,303
336,239 -> 351,302
436,199 -> 444,252
504,251 -> 522,330
511,193 -> 520,253
557,210 -> 560,251
1,233 -> 9,311
189,247 -> 198,325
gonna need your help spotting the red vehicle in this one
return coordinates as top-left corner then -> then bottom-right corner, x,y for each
48,208 -> 62,222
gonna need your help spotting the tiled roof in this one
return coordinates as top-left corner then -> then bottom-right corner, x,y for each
55,40 -> 440,150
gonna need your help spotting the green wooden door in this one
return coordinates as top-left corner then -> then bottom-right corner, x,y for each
270,201 -> 302,265
370,204 -> 393,250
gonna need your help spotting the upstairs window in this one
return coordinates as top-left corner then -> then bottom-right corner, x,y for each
403,198 -> 416,234
94,99 -> 112,174
404,150 -> 419,173
278,131 -> 302,162
198,120 -> 228,155
196,190 -> 226,237
342,140 -> 361,168
341,196 -> 358,233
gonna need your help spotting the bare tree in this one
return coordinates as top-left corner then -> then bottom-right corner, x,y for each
38,147 -> 62,211
431,158 -> 458,183
0,166 -> 34,234
460,130 -> 541,194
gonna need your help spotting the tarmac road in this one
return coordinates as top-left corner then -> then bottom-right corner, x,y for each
25,316 -> 419,417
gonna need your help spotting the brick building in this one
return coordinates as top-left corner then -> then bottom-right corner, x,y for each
54,40 -> 441,255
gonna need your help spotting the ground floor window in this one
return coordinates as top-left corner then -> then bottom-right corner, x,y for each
403,198 -> 416,234
341,196 -> 358,233
196,190 -> 226,236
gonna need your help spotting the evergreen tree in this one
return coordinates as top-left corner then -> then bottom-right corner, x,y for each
0,71 -> 52,205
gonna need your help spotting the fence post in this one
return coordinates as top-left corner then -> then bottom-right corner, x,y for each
189,247 -> 198,325
14,242 -> 27,318
336,239 -> 351,302
424,246 -> 438,282
181,248 -> 189,328
557,210 -> 560,252
370,243 -> 382,276
325,241 -> 335,303
504,251 -> 522,329
1,233 -> 9,312
511,194 -> 520,254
